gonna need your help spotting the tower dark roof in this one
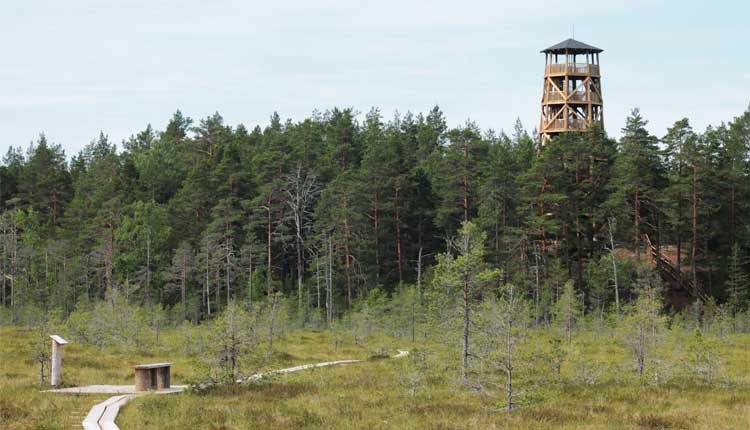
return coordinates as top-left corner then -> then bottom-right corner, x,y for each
541,38 -> 603,54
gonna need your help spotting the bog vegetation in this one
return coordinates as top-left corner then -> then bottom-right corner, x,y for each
2,105 -> 750,428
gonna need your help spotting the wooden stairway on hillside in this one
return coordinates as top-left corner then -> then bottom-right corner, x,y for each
643,234 -> 708,303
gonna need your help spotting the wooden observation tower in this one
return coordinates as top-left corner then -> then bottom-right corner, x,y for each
539,38 -> 603,143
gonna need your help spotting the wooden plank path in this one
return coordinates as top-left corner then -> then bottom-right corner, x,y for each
237,350 -> 409,383
82,394 -> 136,430
237,358 -> 363,383
58,350 -> 409,430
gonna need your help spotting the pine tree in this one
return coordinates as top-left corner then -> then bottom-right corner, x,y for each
431,122 -> 488,235
19,134 -> 71,228
609,109 -> 666,259
554,280 -> 583,343
621,268 -> 666,380
726,243 -> 748,314
477,132 -> 521,267
662,119 -> 694,275
430,221 -> 501,382
114,200 -> 171,303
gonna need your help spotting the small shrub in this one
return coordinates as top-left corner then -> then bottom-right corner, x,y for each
367,347 -> 390,360
634,412 -> 692,429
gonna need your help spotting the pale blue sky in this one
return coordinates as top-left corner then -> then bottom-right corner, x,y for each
2,0 -> 748,156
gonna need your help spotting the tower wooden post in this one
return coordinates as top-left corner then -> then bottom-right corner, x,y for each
49,335 -> 68,386
539,38 -> 604,144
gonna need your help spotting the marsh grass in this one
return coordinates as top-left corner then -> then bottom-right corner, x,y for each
116,329 -> 750,430
3,326 -> 750,429
0,327 -> 371,429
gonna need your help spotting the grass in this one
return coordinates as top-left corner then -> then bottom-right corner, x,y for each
0,326 -> 373,429
117,359 -> 750,430
2,325 -> 750,429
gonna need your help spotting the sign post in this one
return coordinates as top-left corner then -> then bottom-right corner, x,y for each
49,335 -> 69,386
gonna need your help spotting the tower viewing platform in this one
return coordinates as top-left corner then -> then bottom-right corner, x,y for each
539,38 -> 604,142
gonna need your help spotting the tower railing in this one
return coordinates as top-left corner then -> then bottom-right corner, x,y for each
545,64 -> 600,76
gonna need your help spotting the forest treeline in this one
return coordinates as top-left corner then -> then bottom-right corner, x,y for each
1,105 -> 750,325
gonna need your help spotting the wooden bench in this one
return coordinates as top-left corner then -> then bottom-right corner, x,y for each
130,362 -> 173,391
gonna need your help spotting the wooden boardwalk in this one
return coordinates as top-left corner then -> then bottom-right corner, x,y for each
52,350 -> 409,430
82,394 -> 136,430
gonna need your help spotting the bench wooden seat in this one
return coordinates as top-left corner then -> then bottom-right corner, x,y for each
130,362 -> 173,391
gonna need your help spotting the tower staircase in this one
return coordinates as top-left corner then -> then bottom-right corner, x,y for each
643,234 -> 708,303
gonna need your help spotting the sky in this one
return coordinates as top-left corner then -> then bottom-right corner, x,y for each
2,0 -> 749,157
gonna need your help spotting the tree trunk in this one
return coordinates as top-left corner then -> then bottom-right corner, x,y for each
634,190 -> 640,260
106,220 -> 114,294
655,210 -> 662,276
1,222 -> 6,307
494,203 -> 500,266
396,184 -> 403,283
461,223 -> 470,383
344,202 -> 352,307
146,226 -> 151,303
315,252 -> 321,310
326,235 -> 333,327
226,223 -> 232,304
506,330 -> 513,410
410,302 -> 416,342
676,189 -> 683,276
692,164 -> 698,287
566,298 -> 572,343
44,249 -> 50,311
205,238 -> 211,317
461,270 -> 470,382
575,165 -> 584,287
10,224 -> 17,323
266,202 -> 273,297
181,254 -> 187,321
730,184 -> 736,246
638,328 -> 645,375
540,178 -> 548,253
247,250 -> 253,309
533,245 -> 540,321
215,266 -> 221,314
373,192 -> 380,284
39,359 -> 46,386
416,246 -> 423,303
269,292 -> 277,349
62,254 -> 69,316
463,139 -> 469,223
607,218 -> 620,315
296,219 -> 304,317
